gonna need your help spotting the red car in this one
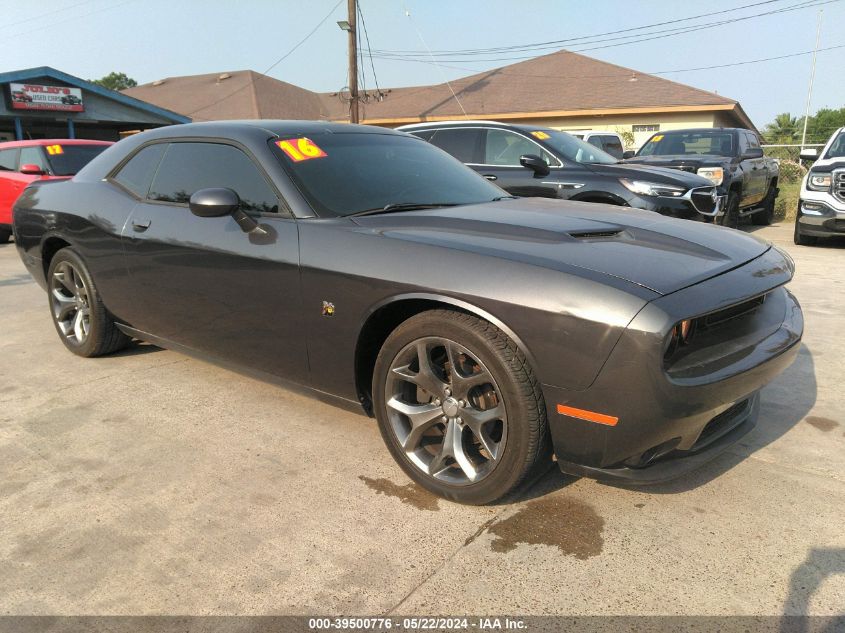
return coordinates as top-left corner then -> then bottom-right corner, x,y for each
0,139 -> 112,243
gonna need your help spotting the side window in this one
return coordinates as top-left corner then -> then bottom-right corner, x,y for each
428,128 -> 482,163
587,136 -> 603,149
149,142 -> 280,214
601,136 -> 624,159
409,130 -> 436,142
19,147 -> 48,172
484,129 -> 555,166
113,143 -> 167,198
738,132 -> 750,155
746,132 -> 760,149
0,149 -> 18,172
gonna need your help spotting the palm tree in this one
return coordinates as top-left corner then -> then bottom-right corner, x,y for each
763,113 -> 800,143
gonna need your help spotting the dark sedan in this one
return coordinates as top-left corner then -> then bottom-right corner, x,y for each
13,121 -> 802,504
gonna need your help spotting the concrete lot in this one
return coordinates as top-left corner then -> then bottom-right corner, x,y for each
0,222 -> 843,617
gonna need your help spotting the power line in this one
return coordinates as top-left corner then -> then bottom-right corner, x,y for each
357,1 -> 382,98
375,0 -> 789,55
7,0 -> 139,41
187,0 -> 344,117
5,0 -> 97,29
371,0 -> 839,62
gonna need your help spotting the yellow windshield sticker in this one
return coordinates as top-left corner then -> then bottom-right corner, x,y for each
276,137 -> 327,162
45,144 -> 64,155
651,134 -> 664,143
530,131 -> 551,140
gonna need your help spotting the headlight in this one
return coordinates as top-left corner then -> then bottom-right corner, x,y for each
696,167 -> 724,186
620,179 -> 686,197
807,172 -> 832,191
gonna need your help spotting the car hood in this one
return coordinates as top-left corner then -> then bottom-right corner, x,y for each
351,197 -> 770,296
807,158 -> 845,172
584,161 -> 715,187
624,154 -> 730,170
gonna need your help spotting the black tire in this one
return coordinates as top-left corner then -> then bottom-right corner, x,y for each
719,191 -> 740,229
0,229 -> 10,244
372,309 -> 550,505
793,220 -> 818,246
752,185 -> 776,225
46,248 -> 130,357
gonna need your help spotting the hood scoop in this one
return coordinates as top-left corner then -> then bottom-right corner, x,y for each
568,229 -> 624,239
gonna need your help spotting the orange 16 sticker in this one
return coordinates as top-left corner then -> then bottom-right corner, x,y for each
276,137 -> 327,162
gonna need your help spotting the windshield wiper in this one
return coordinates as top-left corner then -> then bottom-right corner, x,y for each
492,195 -> 517,201
348,202 -> 459,217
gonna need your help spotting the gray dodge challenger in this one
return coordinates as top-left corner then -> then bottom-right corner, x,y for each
12,121 -> 803,504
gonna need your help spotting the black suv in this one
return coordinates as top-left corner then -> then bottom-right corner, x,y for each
399,121 -> 724,222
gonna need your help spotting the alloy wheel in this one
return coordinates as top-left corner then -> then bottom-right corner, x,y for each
50,261 -> 91,345
385,337 -> 508,485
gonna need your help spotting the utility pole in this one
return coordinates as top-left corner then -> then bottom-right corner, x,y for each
800,9 -> 822,151
347,0 -> 359,124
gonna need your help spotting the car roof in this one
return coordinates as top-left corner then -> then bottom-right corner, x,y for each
135,120 -> 405,140
0,139 -> 113,148
397,120 -> 561,134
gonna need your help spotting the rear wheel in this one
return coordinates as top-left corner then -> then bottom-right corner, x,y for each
793,220 -> 818,246
719,191 -> 740,228
372,309 -> 550,505
47,248 -> 130,357
752,185 -> 776,225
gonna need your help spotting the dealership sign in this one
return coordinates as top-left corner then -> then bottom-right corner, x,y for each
9,83 -> 84,112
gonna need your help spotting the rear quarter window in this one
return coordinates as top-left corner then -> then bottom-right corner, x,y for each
0,149 -> 18,172
113,143 -> 167,198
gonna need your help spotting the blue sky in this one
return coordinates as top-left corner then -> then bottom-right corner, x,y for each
4,0 -> 844,128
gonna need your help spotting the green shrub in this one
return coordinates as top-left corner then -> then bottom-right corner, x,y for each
777,160 -> 806,184
775,180 -> 800,222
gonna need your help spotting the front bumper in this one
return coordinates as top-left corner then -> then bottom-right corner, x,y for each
796,196 -> 845,237
631,190 -> 726,222
541,247 -> 803,484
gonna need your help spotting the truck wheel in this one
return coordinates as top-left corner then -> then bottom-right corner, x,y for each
752,185 -> 776,226
719,192 -> 740,229
793,220 -> 817,246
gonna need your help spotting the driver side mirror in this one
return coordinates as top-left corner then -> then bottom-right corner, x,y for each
799,148 -> 818,161
622,150 -> 636,160
743,147 -> 764,159
519,154 -> 550,177
19,164 -> 45,176
189,187 -> 261,233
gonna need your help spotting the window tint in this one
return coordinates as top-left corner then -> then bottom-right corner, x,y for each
484,129 -> 555,166
409,129 -> 436,142
428,128 -> 482,163
601,136 -> 624,159
825,132 -> 845,159
638,130 -> 735,157
149,142 -> 279,213
114,143 -> 167,197
19,147 -> 48,171
272,133 -> 502,217
46,144 -> 110,176
746,132 -> 760,149
0,149 -> 18,172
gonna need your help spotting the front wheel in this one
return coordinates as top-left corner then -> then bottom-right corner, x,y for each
719,192 -> 740,229
46,248 -> 130,357
372,310 -> 550,505
752,185 -> 776,225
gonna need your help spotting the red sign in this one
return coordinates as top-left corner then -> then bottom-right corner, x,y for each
9,83 -> 84,112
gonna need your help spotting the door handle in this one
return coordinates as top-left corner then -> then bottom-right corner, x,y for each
483,174 -> 497,181
132,219 -> 151,232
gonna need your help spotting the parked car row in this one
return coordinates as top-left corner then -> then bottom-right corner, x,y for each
10,121 -> 803,504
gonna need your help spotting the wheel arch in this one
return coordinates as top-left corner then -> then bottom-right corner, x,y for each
570,191 -> 628,206
354,293 -> 539,415
41,234 -> 73,278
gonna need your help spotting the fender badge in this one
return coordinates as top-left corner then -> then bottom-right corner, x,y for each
321,301 -> 336,317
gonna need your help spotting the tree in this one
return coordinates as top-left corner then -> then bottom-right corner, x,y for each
90,72 -> 138,91
763,112 -> 800,143
806,107 -> 845,144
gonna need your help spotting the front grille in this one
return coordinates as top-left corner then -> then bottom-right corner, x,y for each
834,170 -> 845,203
675,165 -> 697,173
701,295 -> 766,329
689,187 -> 718,214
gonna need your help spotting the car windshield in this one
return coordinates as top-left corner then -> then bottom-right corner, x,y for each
271,132 -> 505,216
533,130 -> 618,164
638,130 -> 734,157
824,132 -> 845,159
46,144 -> 110,176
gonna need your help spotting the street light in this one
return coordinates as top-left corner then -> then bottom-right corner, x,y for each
336,20 -> 351,31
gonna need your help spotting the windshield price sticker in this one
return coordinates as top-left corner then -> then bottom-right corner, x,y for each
530,131 -> 550,140
45,144 -> 64,155
276,137 -> 327,162
651,134 -> 664,142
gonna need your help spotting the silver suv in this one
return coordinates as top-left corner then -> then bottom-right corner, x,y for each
795,127 -> 845,245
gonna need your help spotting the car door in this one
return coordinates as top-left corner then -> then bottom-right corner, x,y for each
473,128 -> 562,198
744,132 -> 766,204
0,148 -> 22,223
119,140 -> 308,383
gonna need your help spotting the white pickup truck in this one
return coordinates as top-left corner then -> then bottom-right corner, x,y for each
795,127 -> 845,245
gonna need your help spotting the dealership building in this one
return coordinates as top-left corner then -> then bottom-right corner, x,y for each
0,67 -> 189,142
